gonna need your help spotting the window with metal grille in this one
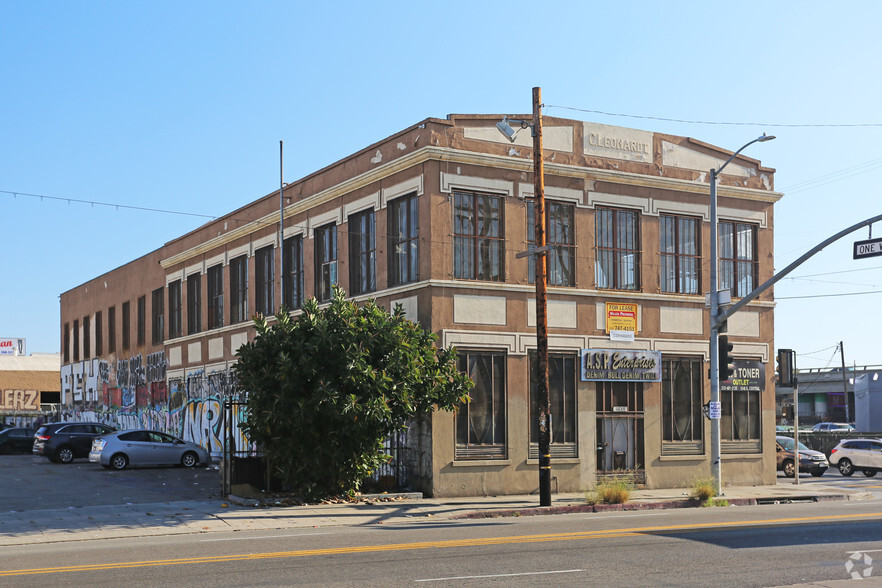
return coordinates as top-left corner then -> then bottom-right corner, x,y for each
255,246 -> 274,316
660,214 -> 700,294
229,255 -> 248,324
527,200 -> 575,286
187,273 -> 201,335
719,221 -> 758,297
315,223 -> 337,302
453,191 -> 504,282
529,353 -> 577,458
283,235 -> 304,310
595,207 -> 640,290
168,281 -> 182,338
662,357 -> 704,454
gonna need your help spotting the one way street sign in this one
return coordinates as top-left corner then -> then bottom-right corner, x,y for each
854,237 -> 882,259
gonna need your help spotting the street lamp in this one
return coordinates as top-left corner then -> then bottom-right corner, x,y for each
709,133 -> 775,495
498,87 -> 551,506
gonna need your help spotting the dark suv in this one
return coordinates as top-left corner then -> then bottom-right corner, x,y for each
33,422 -> 117,463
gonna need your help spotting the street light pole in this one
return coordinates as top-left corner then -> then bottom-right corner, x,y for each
709,133 -> 775,495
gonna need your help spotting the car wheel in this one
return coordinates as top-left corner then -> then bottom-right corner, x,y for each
811,470 -> 826,477
782,459 -> 795,477
839,458 -> 854,476
181,451 -> 198,468
863,470 -> 877,477
110,453 -> 128,470
56,446 -> 75,464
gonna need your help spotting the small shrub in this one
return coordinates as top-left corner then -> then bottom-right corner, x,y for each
702,497 -> 729,507
691,477 -> 718,502
585,477 -> 633,505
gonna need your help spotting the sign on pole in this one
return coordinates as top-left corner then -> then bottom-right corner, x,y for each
853,237 -> 882,259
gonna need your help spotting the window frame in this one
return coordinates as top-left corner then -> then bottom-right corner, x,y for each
527,199 -> 575,287
719,221 -> 758,298
151,287 -> 164,345
388,193 -> 419,286
207,264 -> 224,330
455,350 -> 507,460
137,295 -> 146,346
453,190 -> 505,282
595,206 -> 640,291
95,311 -> 103,357
255,245 -> 275,316
659,213 -> 701,294
529,352 -> 577,457
229,255 -> 248,324
121,301 -> 130,351
314,223 -> 338,302
168,281 -> 182,339
283,234 -> 304,310
661,357 -> 704,454
108,306 -> 116,353
187,273 -> 201,335
349,209 -> 376,295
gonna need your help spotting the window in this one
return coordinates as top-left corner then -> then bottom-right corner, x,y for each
108,306 -> 116,353
95,311 -> 103,357
662,358 -> 704,454
187,273 -> 201,335
137,295 -> 146,346
529,353 -> 577,457
63,323 -> 70,363
73,319 -> 80,361
719,221 -> 758,297
349,209 -> 376,295
283,235 -> 304,310
454,191 -> 504,281
595,207 -> 640,290
722,389 -> 761,443
207,264 -> 223,329
388,193 -> 419,286
315,223 -> 337,302
527,200 -> 575,286
255,245 -> 274,316
168,281 -> 182,339
83,316 -> 90,359
455,351 -> 506,459
230,255 -> 248,324
151,287 -> 164,345
660,214 -> 700,294
122,301 -> 130,351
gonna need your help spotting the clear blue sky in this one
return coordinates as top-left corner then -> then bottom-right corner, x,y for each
3,2 -> 880,369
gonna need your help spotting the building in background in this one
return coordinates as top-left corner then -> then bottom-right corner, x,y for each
776,365 -> 882,430
0,347 -> 61,426
59,114 -> 780,495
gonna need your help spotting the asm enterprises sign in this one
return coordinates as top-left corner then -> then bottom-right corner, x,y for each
720,360 -> 765,392
580,349 -> 662,382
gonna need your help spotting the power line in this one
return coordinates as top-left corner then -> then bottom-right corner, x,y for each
1,189 -> 219,220
776,289 -> 882,300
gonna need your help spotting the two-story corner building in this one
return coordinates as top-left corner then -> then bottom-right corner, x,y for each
59,114 -> 781,496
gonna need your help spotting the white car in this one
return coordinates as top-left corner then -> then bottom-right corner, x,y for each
829,438 -> 882,477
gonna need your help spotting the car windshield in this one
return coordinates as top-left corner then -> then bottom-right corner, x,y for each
779,438 -> 809,451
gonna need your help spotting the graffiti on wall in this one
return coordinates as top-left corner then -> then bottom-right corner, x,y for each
59,352 -> 250,457
1,389 -> 40,411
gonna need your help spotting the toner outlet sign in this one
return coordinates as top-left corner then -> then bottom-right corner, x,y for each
580,349 -> 662,382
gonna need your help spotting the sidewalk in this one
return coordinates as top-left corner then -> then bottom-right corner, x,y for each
0,482 -> 869,547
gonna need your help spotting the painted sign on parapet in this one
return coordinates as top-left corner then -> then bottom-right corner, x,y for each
583,122 -> 653,163
580,349 -> 662,382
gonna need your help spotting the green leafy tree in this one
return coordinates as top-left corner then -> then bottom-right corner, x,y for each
234,286 -> 472,500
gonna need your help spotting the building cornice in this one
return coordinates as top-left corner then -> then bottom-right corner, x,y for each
161,146 -> 781,268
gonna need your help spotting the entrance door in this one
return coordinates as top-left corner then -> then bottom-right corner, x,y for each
595,381 -> 645,476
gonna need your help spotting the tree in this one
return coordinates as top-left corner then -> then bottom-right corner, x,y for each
234,286 -> 472,500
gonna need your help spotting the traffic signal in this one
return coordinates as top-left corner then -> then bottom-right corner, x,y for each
718,335 -> 735,383
776,349 -> 795,387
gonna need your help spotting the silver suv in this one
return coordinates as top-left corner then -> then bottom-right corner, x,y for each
829,438 -> 882,477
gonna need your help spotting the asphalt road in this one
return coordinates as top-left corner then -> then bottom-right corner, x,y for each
1,498 -> 881,586
1,454 -> 220,511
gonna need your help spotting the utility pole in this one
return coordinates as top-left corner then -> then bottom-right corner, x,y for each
280,141 -> 285,310
839,341 -> 850,423
532,87 -> 551,507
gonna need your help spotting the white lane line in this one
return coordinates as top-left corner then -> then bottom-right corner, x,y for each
200,532 -> 332,542
416,569 -> 583,582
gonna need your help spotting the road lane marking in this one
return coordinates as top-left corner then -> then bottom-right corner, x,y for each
416,569 -> 584,582
2,512 -> 881,578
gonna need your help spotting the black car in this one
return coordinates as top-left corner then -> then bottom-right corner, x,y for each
0,427 -> 36,454
33,422 -> 117,463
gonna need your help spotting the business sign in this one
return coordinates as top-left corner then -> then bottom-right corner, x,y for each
720,360 -> 766,392
853,237 -> 882,259
580,349 -> 662,382
0,338 -> 25,356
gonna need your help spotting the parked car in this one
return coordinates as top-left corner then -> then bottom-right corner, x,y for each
776,435 -> 828,477
33,422 -> 118,463
0,427 -> 36,454
89,429 -> 210,470
811,422 -> 855,433
829,438 -> 882,477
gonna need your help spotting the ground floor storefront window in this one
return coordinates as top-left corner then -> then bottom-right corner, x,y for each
529,353 -> 577,458
455,351 -> 506,459
661,357 -> 704,456
596,381 -> 644,476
